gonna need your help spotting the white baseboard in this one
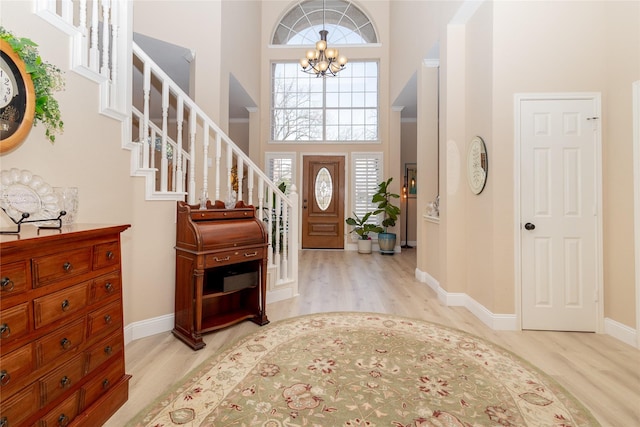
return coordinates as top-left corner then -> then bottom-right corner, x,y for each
415,268 -> 517,331
124,313 -> 174,345
604,317 -> 638,348
415,268 -> 639,345
266,287 -> 297,304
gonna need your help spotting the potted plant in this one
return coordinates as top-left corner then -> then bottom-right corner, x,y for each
372,177 -> 401,254
345,211 -> 382,254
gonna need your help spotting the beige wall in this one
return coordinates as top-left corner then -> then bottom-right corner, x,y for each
2,0 -> 638,335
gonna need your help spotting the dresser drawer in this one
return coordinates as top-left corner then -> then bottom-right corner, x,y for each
81,356 -> 125,410
0,344 -> 34,393
205,247 -> 264,268
39,353 -> 85,407
32,247 -> 92,288
93,241 -> 121,270
87,300 -> 122,340
0,302 -> 30,344
34,282 -> 89,329
85,331 -> 123,375
90,271 -> 121,303
0,260 -> 28,298
38,390 -> 80,427
0,382 -> 40,427
36,319 -> 86,368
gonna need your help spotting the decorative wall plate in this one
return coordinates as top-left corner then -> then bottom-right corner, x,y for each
467,136 -> 488,195
0,168 -> 59,222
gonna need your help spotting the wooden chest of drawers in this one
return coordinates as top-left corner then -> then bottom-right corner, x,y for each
0,224 -> 130,427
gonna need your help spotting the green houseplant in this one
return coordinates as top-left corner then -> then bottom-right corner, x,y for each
0,27 -> 64,143
346,211 -> 383,253
372,177 -> 401,254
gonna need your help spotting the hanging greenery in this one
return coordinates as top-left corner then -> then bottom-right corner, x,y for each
0,27 -> 64,143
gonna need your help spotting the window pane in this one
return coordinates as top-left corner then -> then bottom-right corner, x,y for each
271,60 -> 379,142
314,167 -> 333,211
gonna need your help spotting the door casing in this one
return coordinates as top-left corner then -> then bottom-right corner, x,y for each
514,92 -> 604,332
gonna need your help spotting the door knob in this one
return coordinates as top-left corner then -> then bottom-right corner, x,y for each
524,222 -> 535,230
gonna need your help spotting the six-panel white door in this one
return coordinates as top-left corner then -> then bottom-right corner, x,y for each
520,97 -> 600,331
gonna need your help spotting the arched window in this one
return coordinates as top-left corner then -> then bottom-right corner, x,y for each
273,0 -> 377,46
271,1 -> 379,143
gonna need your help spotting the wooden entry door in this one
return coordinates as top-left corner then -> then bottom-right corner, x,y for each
519,95 -> 601,331
302,156 -> 345,249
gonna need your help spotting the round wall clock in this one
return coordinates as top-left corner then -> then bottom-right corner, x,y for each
0,39 -> 36,154
467,136 -> 488,195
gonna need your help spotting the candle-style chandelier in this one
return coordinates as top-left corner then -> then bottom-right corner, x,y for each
299,0 -> 348,77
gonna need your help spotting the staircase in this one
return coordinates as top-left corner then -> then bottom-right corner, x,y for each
33,0 -> 298,299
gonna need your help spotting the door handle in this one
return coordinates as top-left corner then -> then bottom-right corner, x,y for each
524,222 -> 535,230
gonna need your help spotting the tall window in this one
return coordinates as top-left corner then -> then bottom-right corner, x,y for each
271,61 -> 378,142
352,152 -> 383,224
271,0 -> 379,143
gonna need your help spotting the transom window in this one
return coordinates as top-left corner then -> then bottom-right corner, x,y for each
273,0 -> 377,46
271,61 -> 378,142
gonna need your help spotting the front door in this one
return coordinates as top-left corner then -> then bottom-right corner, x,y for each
519,95 -> 601,331
302,155 -> 345,249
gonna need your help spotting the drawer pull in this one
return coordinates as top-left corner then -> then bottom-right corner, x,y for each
106,250 -> 115,260
60,375 -> 71,388
104,314 -> 112,324
105,282 -> 114,293
58,413 -> 70,427
214,256 -> 231,262
102,378 -> 110,389
243,251 -> 258,257
0,370 -> 10,386
0,277 -> 14,292
61,299 -> 70,311
104,345 -> 112,355
0,417 -> 7,427
0,323 -> 10,339
62,262 -> 73,272
60,337 -> 71,350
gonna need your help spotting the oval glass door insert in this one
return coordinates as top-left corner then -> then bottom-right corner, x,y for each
314,167 -> 333,211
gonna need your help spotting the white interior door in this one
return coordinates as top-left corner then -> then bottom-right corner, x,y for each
519,95 -> 601,331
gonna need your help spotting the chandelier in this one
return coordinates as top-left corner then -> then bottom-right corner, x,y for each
299,0 -> 348,77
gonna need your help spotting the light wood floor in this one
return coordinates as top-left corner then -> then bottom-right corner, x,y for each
105,248 -> 640,427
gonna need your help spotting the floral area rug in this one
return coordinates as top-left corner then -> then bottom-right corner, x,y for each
129,312 -> 600,427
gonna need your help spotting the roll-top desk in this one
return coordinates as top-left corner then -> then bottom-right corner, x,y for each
0,224 -> 130,427
173,201 -> 269,350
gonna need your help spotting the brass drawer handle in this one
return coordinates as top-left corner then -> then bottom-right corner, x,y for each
214,256 -> 230,262
104,314 -> 112,324
0,416 -> 7,427
60,337 -> 71,350
0,370 -> 10,386
105,282 -> 114,293
58,413 -> 70,426
102,378 -> 110,389
63,262 -> 73,272
106,250 -> 114,260
0,323 -> 10,339
104,345 -> 112,355
0,277 -> 15,292
243,251 -> 258,257
60,375 -> 71,388
61,299 -> 70,311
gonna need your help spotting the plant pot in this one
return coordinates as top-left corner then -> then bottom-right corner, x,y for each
378,232 -> 396,254
357,239 -> 373,254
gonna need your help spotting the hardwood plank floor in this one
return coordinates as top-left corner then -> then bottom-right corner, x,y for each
105,248 -> 640,427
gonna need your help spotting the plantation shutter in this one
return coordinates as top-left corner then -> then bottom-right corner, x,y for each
352,153 -> 383,224
265,153 -> 295,192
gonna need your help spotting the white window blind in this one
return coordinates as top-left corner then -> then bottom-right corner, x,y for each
351,153 -> 383,223
265,152 -> 296,193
